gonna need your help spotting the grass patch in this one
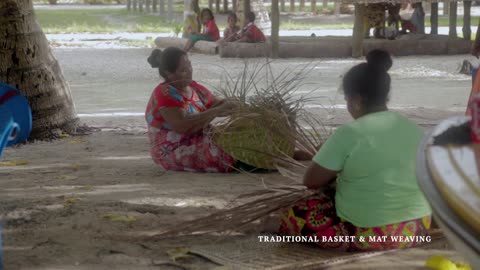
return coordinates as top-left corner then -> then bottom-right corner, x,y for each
34,8 -> 480,33
36,8 -> 178,33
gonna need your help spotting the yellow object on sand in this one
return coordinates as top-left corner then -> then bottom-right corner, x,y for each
0,160 -> 28,166
425,256 -> 472,270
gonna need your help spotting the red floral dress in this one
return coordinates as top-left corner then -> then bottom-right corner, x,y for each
145,81 -> 235,172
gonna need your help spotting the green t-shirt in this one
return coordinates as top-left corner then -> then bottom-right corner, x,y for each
313,111 -> 431,228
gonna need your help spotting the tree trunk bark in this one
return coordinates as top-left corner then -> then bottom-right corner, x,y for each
430,2 -> 438,34
449,1 -> 457,38
352,4 -> 364,58
167,0 -> 174,20
0,0 -> 78,139
463,0 -> 471,40
280,0 -> 285,12
444,0 -> 449,16
271,0 -> 280,58
289,0 -> 294,12
209,0 -> 213,10
299,0 -> 305,12
159,0 -> 165,15
139,0 -> 144,12
223,0 -> 228,12
322,0 -> 327,8
133,0 -> 138,11
310,0 -> 316,13
152,0 -> 158,12
334,1 -> 339,17
127,0 -> 132,10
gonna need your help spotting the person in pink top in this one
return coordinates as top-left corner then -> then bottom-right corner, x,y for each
184,8 -> 220,52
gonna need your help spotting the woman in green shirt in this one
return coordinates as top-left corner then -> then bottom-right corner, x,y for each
279,49 -> 432,251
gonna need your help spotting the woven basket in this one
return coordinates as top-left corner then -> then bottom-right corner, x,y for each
213,113 -> 295,170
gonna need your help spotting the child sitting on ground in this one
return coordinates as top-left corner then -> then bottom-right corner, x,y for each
236,11 -> 266,43
223,12 -> 241,42
184,8 -> 220,52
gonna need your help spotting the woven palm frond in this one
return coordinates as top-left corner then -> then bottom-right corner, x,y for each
209,60 -> 326,170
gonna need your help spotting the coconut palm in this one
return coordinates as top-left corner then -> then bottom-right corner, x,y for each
0,0 -> 78,139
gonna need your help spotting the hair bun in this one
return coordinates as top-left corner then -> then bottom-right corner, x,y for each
366,49 -> 392,72
147,49 -> 163,68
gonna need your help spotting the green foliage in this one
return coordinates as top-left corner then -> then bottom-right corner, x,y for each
36,9 -> 176,33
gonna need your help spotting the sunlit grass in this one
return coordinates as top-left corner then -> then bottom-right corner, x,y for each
34,8 -> 480,33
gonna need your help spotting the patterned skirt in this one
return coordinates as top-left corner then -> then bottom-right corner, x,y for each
148,127 -> 236,173
279,190 -> 431,251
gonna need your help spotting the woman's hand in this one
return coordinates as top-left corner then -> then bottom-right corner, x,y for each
214,98 -> 240,117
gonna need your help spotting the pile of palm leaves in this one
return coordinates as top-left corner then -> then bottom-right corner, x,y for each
210,61 -> 328,170
152,60 -> 333,238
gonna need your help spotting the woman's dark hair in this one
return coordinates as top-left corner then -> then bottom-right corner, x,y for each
200,8 -> 214,20
227,11 -> 237,20
147,47 -> 186,80
246,11 -> 255,22
342,49 -> 392,109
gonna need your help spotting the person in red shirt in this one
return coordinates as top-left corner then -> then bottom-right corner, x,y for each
236,11 -> 266,43
184,8 -> 220,52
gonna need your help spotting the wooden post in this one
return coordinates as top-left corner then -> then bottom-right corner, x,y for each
216,0 -> 220,13
289,0 -> 295,12
300,0 -> 305,12
168,0 -> 174,21
146,0 -> 151,12
430,2 -> 438,34
352,3 -> 364,58
272,0 -> 280,58
133,0 -> 138,11
152,0 -> 158,12
311,0 -> 316,13
209,0 -> 213,10
334,1 -> 339,17
223,0 -> 228,12
463,0 -> 472,40
244,0 -> 251,16
159,0 -> 165,15
127,0 -> 132,10
281,0 -> 285,12
449,1 -> 457,38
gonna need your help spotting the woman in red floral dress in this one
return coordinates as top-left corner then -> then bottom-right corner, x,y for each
145,47 -> 236,172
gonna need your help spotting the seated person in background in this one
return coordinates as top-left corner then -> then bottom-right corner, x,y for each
222,12 -> 241,42
184,8 -> 220,52
401,2 -> 425,34
363,3 -> 386,38
236,11 -> 266,43
279,49 -> 432,251
182,12 -> 199,39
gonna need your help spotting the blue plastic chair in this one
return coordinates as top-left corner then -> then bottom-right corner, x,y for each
0,83 -> 32,157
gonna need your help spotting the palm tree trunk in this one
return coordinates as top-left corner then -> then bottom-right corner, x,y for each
271,0 -> 280,58
0,0 -> 77,139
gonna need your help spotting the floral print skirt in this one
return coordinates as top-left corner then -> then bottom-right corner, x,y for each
279,190 -> 431,251
148,127 -> 235,173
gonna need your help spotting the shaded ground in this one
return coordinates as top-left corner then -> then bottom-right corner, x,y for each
0,49 -> 474,269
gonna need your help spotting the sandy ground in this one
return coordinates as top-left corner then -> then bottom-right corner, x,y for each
0,49 -> 475,269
